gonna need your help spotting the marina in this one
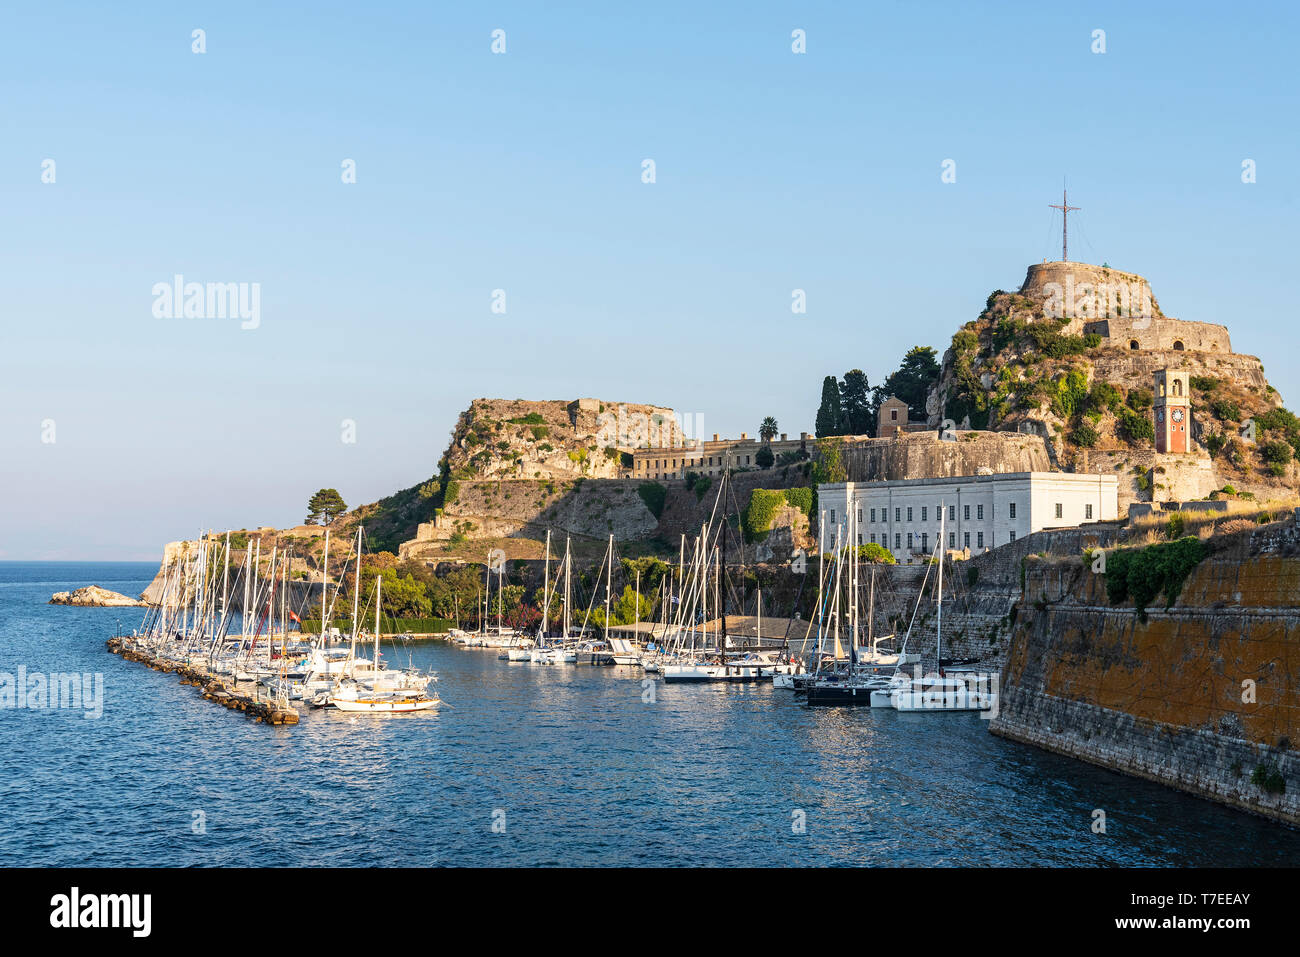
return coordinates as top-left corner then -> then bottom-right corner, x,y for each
6,560 -> 1300,868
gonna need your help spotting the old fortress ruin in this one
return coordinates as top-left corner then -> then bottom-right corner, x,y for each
1021,260 -> 1232,353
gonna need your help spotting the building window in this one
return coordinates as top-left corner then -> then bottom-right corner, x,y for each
830,510 -> 836,525
870,533 -> 875,544
1085,504 -> 1093,520
857,509 -> 862,524
857,534 -> 862,546
891,409 -> 898,421
894,533 -> 901,549
948,532 -> 955,548
964,532 -> 970,547
1009,502 -> 1016,519
895,508 -> 901,522
949,505 -> 955,521
921,506 -> 928,522
907,533 -> 914,549
977,504 -> 984,520
977,532 -> 985,548
964,505 -> 970,521
870,508 -> 876,523
1055,503 -> 1063,519
1008,530 -> 1016,542
921,533 -> 928,553
907,507 -> 913,522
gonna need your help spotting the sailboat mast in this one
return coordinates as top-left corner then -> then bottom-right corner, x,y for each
541,529 -> 551,639
563,537 -> 571,637
604,534 -> 613,637
375,575 -> 382,669
936,502 -> 945,669
719,480 -> 727,658
349,528 -> 362,663
320,528 -> 330,644
221,531 -> 230,632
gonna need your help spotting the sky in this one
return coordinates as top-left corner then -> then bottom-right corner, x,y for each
1,1 -> 1296,560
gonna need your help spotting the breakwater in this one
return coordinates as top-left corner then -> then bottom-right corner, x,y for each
106,636 -> 299,725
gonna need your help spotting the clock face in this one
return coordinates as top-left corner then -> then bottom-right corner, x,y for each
1172,409 -> 1184,423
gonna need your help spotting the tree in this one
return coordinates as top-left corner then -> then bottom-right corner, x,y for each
871,346 -> 939,426
840,369 -> 872,434
306,488 -> 348,525
815,376 -> 842,437
759,416 -> 779,443
755,445 -> 775,468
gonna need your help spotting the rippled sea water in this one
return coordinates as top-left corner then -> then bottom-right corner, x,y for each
3,561 -> 1297,867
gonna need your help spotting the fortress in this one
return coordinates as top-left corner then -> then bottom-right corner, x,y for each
1019,260 -> 1232,353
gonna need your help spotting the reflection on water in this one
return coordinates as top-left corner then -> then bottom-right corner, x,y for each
2,561 -> 1298,867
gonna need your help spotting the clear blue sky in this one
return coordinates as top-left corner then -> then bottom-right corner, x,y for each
2,1 -> 1295,559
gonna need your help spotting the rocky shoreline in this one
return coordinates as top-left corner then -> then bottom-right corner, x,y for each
49,585 -> 147,608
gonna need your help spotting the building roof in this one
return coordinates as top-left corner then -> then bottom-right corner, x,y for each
819,471 -> 1118,491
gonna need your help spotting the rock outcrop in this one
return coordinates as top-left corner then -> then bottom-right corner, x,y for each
443,398 -> 681,483
50,585 -> 146,607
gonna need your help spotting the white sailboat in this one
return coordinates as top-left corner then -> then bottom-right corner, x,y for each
881,503 -> 993,713
326,575 -> 440,713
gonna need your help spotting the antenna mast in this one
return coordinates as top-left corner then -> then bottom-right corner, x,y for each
1048,188 -> 1081,262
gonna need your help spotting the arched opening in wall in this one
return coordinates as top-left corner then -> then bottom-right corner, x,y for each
1173,340 -> 1185,351
1129,340 -> 1140,350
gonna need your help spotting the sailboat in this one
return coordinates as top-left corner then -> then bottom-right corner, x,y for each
869,503 -> 994,712
326,575 -> 441,713
659,474 -> 801,684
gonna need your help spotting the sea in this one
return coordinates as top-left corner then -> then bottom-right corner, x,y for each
2,560 -> 1297,867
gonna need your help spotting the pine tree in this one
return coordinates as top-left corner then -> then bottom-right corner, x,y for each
815,376 -> 842,437
306,488 -> 348,525
840,369 -> 872,434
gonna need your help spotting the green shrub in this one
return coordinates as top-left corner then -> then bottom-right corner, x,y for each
856,542 -> 896,564
1126,388 -> 1153,412
1117,408 -> 1155,446
1252,761 -> 1286,794
784,487 -> 814,517
1209,398 -> 1240,421
508,412 -> 546,426
637,481 -> 667,518
1070,423 -> 1099,448
1103,537 -> 1210,620
742,489 -> 787,543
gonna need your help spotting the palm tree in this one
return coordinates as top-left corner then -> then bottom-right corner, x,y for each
759,416 -> 779,443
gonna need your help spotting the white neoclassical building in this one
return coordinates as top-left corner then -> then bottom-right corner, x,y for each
817,472 -> 1119,562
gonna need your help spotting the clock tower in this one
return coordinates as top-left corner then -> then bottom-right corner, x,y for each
1153,369 -> 1191,453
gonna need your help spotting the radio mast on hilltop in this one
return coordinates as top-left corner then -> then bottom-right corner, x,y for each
1049,188 -> 1080,262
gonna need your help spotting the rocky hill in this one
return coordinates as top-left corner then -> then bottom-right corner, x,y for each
928,260 -> 1297,504
443,398 -> 680,483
